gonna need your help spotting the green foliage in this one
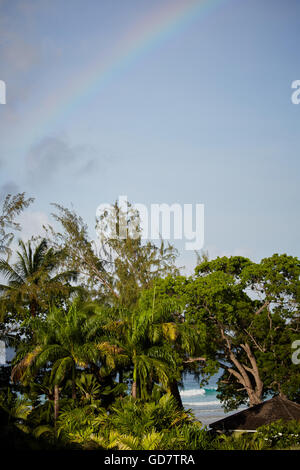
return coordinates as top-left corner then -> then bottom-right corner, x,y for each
256,419 -> 300,449
96,199 -> 179,307
45,201 -> 179,308
75,373 -> 101,402
185,254 -> 300,408
0,192 -> 34,260
216,432 -> 266,450
0,388 -> 31,425
55,393 -> 215,450
1,195 -> 300,451
0,238 -> 77,320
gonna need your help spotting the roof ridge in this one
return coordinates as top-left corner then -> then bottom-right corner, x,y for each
209,400 -> 265,426
209,397 -> 300,430
279,397 -> 296,420
278,396 -> 300,412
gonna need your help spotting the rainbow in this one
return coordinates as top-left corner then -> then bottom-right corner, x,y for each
17,0 -> 226,148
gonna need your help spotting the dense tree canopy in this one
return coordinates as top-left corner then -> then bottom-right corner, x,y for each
0,192 -> 299,450
184,255 -> 300,409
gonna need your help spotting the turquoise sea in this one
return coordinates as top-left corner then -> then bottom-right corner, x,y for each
180,372 -> 246,428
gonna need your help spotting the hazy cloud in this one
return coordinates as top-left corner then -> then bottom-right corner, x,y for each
26,136 -> 99,184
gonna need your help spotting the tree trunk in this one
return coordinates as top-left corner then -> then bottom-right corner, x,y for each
72,380 -> 76,400
71,367 -> 76,400
220,327 -> 264,407
248,390 -> 263,406
30,298 -> 38,317
54,384 -> 59,433
168,379 -> 183,409
131,361 -> 137,398
131,381 -> 137,398
241,343 -> 263,406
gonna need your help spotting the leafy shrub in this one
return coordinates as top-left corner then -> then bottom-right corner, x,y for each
216,432 -> 266,450
256,419 -> 300,449
54,393 -> 217,450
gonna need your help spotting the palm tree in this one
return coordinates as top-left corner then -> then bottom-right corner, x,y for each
0,238 -> 77,317
102,307 -> 179,400
104,296 -> 201,407
12,304 -> 89,430
135,293 -> 204,408
11,301 -> 123,432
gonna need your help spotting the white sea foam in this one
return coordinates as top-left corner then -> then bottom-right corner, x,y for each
180,388 -> 205,397
180,388 -> 206,397
183,400 -> 220,406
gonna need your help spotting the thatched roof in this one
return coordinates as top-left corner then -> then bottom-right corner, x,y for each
209,396 -> 300,432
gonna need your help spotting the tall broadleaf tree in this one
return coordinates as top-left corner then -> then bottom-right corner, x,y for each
184,255 -> 300,410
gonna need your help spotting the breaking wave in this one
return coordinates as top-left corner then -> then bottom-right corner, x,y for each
180,387 -> 217,397
183,400 -> 220,406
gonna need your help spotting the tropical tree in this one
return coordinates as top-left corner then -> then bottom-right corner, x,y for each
11,304 -> 90,429
0,238 -> 77,318
95,200 -> 179,307
43,201 -> 179,308
0,192 -> 33,260
138,277 -> 214,407
184,254 -> 300,409
101,302 -> 189,402
127,311 -> 176,400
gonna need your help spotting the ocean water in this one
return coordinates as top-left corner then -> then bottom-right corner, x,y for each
180,372 -> 246,428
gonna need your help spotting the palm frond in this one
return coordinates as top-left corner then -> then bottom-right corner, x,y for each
11,345 -> 42,382
32,239 -> 48,271
0,259 -> 24,285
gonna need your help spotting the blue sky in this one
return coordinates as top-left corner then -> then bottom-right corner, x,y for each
0,0 -> 300,273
